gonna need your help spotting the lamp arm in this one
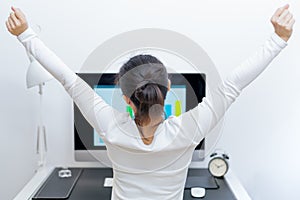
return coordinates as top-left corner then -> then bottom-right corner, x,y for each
38,83 -> 44,95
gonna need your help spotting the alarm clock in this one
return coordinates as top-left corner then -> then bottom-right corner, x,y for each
208,150 -> 229,178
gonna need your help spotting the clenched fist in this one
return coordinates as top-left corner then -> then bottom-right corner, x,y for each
6,6 -> 28,36
271,4 -> 295,42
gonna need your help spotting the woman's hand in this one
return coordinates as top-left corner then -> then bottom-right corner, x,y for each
6,6 -> 28,36
271,4 -> 295,42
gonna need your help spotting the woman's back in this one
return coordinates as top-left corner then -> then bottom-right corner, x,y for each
104,112 -> 201,199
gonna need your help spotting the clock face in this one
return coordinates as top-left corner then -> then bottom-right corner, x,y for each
208,157 -> 228,177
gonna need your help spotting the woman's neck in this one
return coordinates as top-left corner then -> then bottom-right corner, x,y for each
137,116 -> 164,145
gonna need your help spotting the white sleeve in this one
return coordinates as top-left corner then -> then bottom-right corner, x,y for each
17,28 -> 115,136
183,33 -> 287,143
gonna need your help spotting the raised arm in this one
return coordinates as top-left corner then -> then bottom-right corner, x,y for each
229,4 -> 295,90
6,7 -> 77,88
6,7 -> 115,136
184,5 -> 295,143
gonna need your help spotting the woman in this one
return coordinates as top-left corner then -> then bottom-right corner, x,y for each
6,5 -> 294,200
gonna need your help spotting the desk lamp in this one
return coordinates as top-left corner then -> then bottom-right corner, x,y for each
26,52 -> 53,168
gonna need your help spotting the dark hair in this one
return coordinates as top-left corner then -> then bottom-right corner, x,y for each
116,54 -> 168,125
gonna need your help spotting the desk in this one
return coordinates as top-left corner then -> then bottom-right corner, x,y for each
14,166 -> 251,200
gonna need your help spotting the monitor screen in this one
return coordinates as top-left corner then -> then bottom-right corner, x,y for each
93,84 -> 187,147
74,73 -> 205,161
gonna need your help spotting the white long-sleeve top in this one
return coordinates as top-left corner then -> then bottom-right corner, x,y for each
18,28 -> 287,200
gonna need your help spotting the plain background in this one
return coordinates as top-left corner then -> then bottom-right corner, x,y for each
0,0 -> 299,199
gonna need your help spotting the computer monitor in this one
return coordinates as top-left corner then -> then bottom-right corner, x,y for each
74,73 -> 206,163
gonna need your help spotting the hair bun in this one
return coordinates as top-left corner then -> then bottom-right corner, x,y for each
134,84 -> 151,104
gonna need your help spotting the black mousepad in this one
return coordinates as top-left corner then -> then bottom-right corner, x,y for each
185,175 -> 219,189
32,168 -> 82,199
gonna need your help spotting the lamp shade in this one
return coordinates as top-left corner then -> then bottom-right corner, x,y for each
26,55 -> 53,88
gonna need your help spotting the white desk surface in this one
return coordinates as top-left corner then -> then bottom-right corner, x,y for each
14,165 -> 251,200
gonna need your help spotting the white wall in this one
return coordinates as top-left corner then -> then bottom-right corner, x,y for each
0,0 -> 299,199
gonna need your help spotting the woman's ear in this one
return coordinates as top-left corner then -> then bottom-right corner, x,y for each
123,95 -> 130,105
168,79 -> 171,91
123,95 -> 137,114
